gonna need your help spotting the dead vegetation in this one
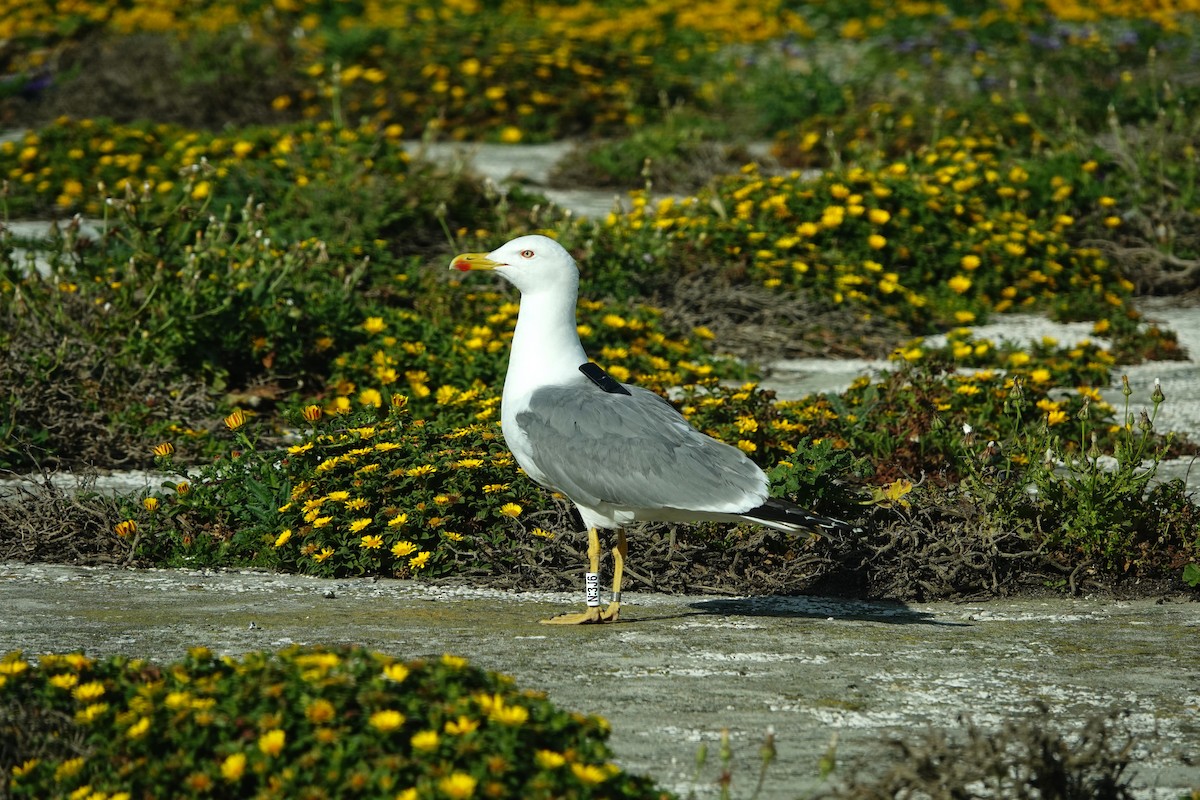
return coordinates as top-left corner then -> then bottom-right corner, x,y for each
821,704 -> 1140,800
0,471 -> 134,565
657,270 -> 905,362
0,288 -> 219,471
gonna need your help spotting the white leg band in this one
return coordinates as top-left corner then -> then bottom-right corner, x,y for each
585,572 -> 601,607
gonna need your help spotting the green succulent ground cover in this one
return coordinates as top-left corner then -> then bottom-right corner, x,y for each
0,646 -> 668,800
2,1 -> 1200,795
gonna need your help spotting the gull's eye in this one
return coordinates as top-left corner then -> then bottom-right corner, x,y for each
520,249 -> 535,258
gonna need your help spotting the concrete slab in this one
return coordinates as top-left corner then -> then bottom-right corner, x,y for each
1,563 -> 1196,798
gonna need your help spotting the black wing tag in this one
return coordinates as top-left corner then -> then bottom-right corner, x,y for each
579,362 -> 632,395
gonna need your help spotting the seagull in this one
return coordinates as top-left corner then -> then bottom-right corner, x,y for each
451,234 -> 860,624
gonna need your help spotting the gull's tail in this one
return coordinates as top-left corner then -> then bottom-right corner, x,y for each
742,498 -> 863,537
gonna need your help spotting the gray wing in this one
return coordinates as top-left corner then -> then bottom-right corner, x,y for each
515,384 -> 767,512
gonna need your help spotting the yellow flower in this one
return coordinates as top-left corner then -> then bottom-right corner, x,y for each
114,520 -> 137,537
258,729 -> 286,756
224,409 -> 247,430
220,752 -> 246,782
387,513 -> 409,528
306,698 -> 336,724
370,709 -> 406,732
960,254 -> 981,271
409,551 -> 431,570
438,772 -> 477,800
1047,410 -> 1069,425
75,703 -> 109,724
127,715 -> 151,739
736,439 -> 757,454
73,681 -> 105,702
867,233 -> 887,249
142,497 -> 159,512
274,529 -> 293,548
867,208 -> 890,225
11,759 -> 39,778
190,180 -> 210,200
313,547 -> 335,562
411,729 -> 439,751
499,126 -> 522,143
152,442 -> 175,457
351,518 -> 374,534
947,275 -> 972,294
360,534 -> 383,549
50,672 -> 79,690
535,750 -> 566,769
360,388 -> 383,407
445,715 -> 480,735
391,541 -> 417,558
442,654 -> 468,669
489,700 -> 529,726
363,316 -> 387,334
570,763 -> 611,785
232,141 -> 254,158
302,404 -> 322,422
499,503 -> 522,518
735,415 -> 758,433
382,662 -> 410,683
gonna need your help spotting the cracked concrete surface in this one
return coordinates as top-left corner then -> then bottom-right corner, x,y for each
2,563 -> 1197,798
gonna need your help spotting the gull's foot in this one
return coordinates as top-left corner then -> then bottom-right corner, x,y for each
540,606 -> 617,625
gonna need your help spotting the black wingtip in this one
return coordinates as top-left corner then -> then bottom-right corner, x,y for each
746,497 -> 862,536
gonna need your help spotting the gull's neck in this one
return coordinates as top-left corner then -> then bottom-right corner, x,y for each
504,285 -> 588,406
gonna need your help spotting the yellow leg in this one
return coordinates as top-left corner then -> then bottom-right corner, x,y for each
541,527 -> 615,625
600,528 -> 626,622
